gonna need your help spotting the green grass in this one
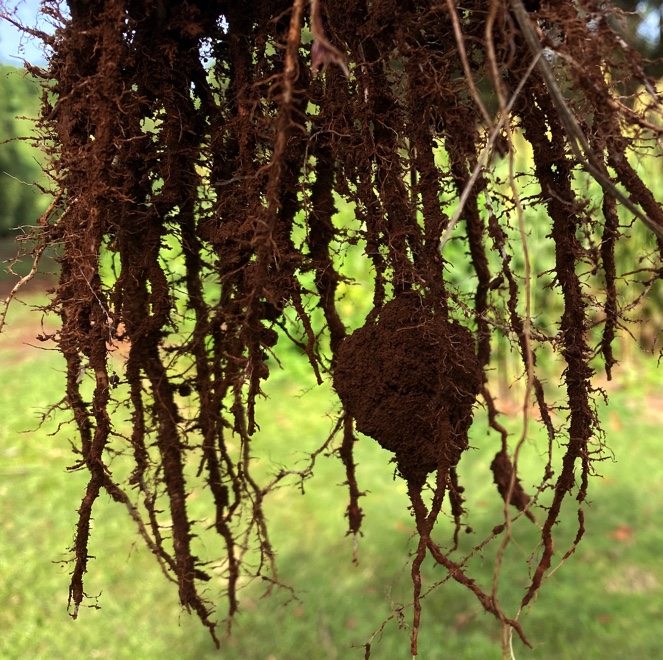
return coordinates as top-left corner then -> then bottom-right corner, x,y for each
1,295 -> 663,659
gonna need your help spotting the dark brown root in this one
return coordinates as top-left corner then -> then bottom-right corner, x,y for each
8,0 -> 663,654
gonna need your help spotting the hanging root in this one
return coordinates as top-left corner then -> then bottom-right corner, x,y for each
13,0 -> 663,653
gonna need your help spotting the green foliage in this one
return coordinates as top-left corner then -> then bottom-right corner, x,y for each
0,64 -> 47,237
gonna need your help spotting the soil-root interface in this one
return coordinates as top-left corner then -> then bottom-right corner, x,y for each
19,0 -> 663,654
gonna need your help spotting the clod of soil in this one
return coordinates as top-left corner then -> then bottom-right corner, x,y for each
333,293 -> 482,483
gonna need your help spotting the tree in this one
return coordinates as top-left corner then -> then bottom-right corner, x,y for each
614,0 -> 663,57
0,64 -> 46,236
4,0 -> 663,655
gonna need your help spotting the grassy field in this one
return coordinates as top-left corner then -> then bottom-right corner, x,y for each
1,288 -> 663,660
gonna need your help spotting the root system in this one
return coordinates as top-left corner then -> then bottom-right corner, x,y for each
9,0 -> 663,654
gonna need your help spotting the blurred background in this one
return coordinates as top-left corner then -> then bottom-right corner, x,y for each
2,2 -> 663,658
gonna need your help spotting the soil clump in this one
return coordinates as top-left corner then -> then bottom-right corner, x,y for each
334,293 -> 481,484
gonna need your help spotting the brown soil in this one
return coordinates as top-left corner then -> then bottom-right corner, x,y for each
334,293 -> 481,484
0,275 -> 56,299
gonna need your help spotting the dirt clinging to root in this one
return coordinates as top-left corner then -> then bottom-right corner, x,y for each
334,293 -> 481,484
7,0 -> 663,655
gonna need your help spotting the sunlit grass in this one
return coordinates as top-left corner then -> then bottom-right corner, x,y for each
1,289 -> 663,659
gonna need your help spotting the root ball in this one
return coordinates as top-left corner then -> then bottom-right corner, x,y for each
333,293 -> 482,482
